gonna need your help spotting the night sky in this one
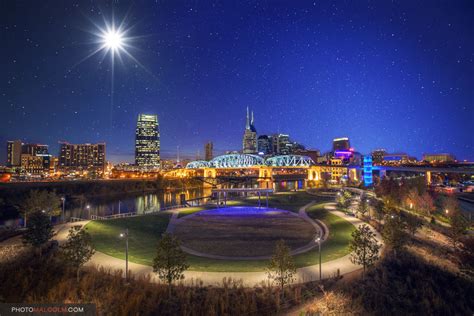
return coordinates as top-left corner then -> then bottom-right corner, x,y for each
1,1 -> 473,163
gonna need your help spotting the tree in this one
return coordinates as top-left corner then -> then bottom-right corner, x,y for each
417,192 -> 435,215
60,226 -> 95,280
16,190 -> 61,227
349,224 -> 380,274
442,195 -> 461,216
371,199 -> 385,221
449,211 -> 469,249
337,191 -> 352,212
404,214 -> 423,237
266,240 -> 296,297
357,196 -> 369,218
405,188 -> 419,210
152,233 -> 189,297
382,214 -> 408,255
22,211 -> 54,257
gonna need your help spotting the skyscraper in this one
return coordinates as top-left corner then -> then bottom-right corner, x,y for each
242,107 -> 257,154
58,142 -> 106,169
135,114 -> 160,168
257,135 -> 272,155
22,143 -> 49,156
6,140 -> 22,166
332,137 -> 350,151
205,142 -> 213,161
273,133 -> 290,155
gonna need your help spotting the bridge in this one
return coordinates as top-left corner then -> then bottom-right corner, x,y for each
164,154 -> 474,189
165,154 -> 360,189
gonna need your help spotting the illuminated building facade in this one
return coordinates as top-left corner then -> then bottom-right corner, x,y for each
371,149 -> 387,164
7,140 -> 51,174
20,154 -> 45,175
422,153 -> 455,163
257,135 -> 272,155
332,137 -> 350,151
135,114 -> 160,168
242,107 -> 257,154
59,142 -> 106,171
274,134 -> 290,155
363,155 -> 373,187
295,149 -> 320,162
22,143 -> 48,156
205,142 -> 213,161
6,140 -> 22,167
382,153 -> 410,165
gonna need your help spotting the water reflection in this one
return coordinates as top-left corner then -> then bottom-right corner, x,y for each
64,187 -> 211,220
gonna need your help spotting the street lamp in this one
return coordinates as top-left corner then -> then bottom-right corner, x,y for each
445,209 -> 449,215
315,235 -> 322,280
60,197 -> 66,223
86,205 -> 90,219
120,229 -> 129,281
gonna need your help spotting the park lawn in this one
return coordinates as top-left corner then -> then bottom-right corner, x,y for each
300,204 -> 356,263
85,213 -> 171,266
85,197 -> 355,272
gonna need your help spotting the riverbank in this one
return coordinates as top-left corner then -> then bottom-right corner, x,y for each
0,178 -> 204,222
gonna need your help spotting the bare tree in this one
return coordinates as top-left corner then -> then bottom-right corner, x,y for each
266,240 -> 296,298
152,233 -> 189,297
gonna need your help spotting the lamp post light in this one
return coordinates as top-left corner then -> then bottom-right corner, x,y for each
445,209 -> 449,215
86,205 -> 90,219
120,229 -> 129,281
315,235 -> 322,280
60,197 -> 66,223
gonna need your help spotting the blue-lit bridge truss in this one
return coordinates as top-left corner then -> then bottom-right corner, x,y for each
186,160 -> 210,169
209,154 -> 265,168
186,154 -> 315,169
265,155 -> 315,167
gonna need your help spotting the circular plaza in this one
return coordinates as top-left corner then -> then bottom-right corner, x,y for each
173,206 -> 321,259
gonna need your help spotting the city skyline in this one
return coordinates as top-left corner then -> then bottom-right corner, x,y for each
1,1 -> 473,163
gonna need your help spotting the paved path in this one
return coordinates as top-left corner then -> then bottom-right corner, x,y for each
0,221 -> 89,247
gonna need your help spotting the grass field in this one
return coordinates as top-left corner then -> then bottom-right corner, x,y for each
85,213 -> 171,265
85,192 -> 355,272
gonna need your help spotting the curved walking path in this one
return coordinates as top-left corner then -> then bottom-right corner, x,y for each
2,200 -> 383,286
